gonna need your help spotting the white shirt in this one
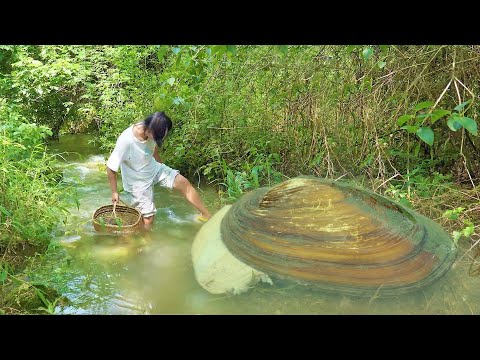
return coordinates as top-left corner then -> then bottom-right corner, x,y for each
106,125 -> 161,193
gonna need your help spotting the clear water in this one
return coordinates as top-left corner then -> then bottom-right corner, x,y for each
40,134 -> 480,314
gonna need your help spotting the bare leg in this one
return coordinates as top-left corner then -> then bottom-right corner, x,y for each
143,215 -> 155,231
173,174 -> 211,219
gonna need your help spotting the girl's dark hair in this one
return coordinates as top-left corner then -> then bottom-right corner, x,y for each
143,111 -> 172,147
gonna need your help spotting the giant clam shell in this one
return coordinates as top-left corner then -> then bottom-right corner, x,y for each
219,177 -> 456,296
192,205 -> 273,295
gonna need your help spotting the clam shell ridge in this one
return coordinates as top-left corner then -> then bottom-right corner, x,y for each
220,177 -> 457,296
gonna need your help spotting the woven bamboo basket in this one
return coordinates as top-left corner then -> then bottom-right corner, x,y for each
92,200 -> 142,233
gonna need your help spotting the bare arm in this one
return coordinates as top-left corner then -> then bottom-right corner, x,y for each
107,167 -> 119,203
153,145 -> 162,163
106,133 -> 129,204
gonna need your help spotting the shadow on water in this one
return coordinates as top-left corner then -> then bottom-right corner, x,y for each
38,134 -> 480,314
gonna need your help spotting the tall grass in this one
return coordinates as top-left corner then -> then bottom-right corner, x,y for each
0,100 -> 76,253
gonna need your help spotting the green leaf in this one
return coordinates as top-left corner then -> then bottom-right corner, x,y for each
377,61 -> 386,69
454,99 -> 471,112
397,115 -> 412,126
398,197 -> 412,208
173,97 -> 184,105
361,78 -> 372,91
226,45 -> 236,55
415,113 -> 431,123
443,207 -> 464,220
212,45 -> 227,55
346,45 -> 358,54
457,116 -> 478,135
157,47 -> 167,63
414,101 -> 434,111
379,45 -> 389,53
414,142 -> 421,157
154,95 -> 173,110
97,217 -> 106,230
166,77 -> 175,86
362,47 -> 373,61
251,167 -> 259,188
416,126 -> 434,146
0,269 -> 7,283
400,125 -> 419,133
447,117 -> 463,131
278,45 -> 288,55
430,109 -> 451,124
115,217 -> 123,229
0,205 -> 12,217
446,116 -> 478,135
448,212 -> 459,220
10,221 -> 24,235
35,289 -> 49,307
463,224 -> 475,238
452,230 -> 462,244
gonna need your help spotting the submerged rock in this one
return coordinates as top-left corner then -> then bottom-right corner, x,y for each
193,177 -> 457,297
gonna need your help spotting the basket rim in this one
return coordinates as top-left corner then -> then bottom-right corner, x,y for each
92,203 -> 142,229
